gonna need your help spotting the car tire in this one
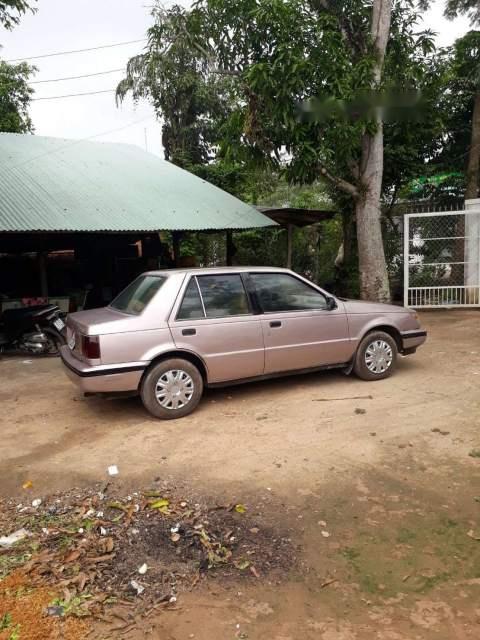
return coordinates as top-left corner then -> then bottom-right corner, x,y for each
353,331 -> 397,381
140,358 -> 204,419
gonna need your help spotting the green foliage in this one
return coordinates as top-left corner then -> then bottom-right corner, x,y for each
0,0 -> 35,29
117,3 -> 232,168
444,0 -> 480,25
397,30 -> 480,203
195,0 -> 438,199
0,60 -> 35,133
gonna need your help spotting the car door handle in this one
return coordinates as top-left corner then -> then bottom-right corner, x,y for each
182,328 -> 196,336
269,321 -> 282,328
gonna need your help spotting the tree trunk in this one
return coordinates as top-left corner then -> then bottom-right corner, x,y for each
465,91 -> 480,199
355,0 -> 392,303
356,134 -> 391,302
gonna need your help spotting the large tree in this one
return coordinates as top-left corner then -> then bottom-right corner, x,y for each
1,0 -> 36,133
193,0 -> 435,301
0,60 -> 34,132
116,4 -> 232,169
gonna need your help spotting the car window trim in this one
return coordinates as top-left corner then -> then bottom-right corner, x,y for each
193,276 -> 207,317
175,275 -> 206,321
240,273 -> 262,315
247,271 -> 329,314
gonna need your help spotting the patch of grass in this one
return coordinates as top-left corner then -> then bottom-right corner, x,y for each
0,612 -> 12,630
469,449 -> 480,458
0,613 -> 20,640
340,546 -> 361,562
359,573 -> 379,594
396,528 -> 417,544
0,552 -> 31,580
49,594 -> 93,617
414,572 -> 451,593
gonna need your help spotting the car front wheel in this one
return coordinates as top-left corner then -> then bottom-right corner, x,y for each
140,358 -> 204,419
353,331 -> 397,381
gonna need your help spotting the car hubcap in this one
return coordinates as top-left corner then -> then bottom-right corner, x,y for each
155,369 -> 194,410
365,340 -> 393,374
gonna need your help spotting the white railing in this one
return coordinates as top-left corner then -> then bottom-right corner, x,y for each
404,207 -> 480,308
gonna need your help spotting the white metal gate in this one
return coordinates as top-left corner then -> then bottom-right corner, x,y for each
404,207 -> 480,308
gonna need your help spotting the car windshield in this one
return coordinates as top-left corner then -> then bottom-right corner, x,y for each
110,275 -> 166,315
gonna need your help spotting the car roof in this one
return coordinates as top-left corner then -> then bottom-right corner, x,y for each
144,266 -> 294,276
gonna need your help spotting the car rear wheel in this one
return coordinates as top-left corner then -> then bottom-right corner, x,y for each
140,358 -> 204,419
353,331 -> 397,381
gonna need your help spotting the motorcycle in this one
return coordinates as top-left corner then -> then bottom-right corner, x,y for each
0,304 -> 67,356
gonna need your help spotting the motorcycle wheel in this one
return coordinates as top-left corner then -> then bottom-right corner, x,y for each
43,330 -> 64,357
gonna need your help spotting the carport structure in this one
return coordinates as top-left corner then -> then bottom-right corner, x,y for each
0,133 -> 274,309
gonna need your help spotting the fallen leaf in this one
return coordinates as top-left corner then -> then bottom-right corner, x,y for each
234,559 -> 250,570
64,549 -> 81,563
171,533 -> 181,543
22,480 -> 33,489
150,498 -> 170,513
250,565 -> 260,578
235,504 -> 247,514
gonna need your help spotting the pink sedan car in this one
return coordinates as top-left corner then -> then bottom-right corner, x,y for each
61,268 -> 426,419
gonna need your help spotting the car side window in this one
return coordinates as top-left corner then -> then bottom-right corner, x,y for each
250,273 -> 327,312
176,278 -> 205,320
197,274 -> 250,318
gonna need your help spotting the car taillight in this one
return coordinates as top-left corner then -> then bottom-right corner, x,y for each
82,335 -> 101,359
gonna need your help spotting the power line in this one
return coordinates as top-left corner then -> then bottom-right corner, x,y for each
32,88 -> 117,101
6,38 -> 146,62
30,68 -> 125,84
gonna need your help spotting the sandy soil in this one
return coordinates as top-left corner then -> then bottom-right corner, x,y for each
1,310 -> 480,639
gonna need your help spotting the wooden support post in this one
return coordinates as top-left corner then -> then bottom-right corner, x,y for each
286,224 -> 293,269
38,251 -> 49,298
226,230 -> 234,266
172,231 -> 181,267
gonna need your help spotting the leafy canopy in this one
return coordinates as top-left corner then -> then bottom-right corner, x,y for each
0,0 -> 35,30
194,0 -> 438,202
0,60 -> 34,132
117,3 -> 233,168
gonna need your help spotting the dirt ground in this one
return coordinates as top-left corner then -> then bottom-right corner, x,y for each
1,310 -> 480,639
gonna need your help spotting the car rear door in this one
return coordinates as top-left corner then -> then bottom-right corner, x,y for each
168,273 -> 264,384
248,272 -> 352,374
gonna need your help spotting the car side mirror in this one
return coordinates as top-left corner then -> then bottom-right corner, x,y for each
326,296 -> 337,310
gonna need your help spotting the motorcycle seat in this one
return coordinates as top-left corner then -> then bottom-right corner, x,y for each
2,304 -> 59,320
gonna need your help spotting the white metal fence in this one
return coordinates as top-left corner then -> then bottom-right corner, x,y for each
404,207 -> 480,308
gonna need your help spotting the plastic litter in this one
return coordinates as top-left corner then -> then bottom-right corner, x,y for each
0,528 -> 30,548
108,465 -> 119,476
130,579 -> 145,595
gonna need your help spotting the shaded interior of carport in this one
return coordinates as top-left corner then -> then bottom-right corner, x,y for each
0,133 -> 335,311
0,134 -> 274,311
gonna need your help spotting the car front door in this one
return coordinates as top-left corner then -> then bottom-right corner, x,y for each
249,272 -> 352,374
168,273 -> 264,384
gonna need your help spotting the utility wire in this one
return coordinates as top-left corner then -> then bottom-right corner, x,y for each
30,68 -> 125,84
32,88 -> 117,101
6,38 -> 146,62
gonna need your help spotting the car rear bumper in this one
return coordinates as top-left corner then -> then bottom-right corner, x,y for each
400,330 -> 427,354
60,345 -> 145,393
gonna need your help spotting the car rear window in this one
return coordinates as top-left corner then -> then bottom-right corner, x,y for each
110,275 -> 166,315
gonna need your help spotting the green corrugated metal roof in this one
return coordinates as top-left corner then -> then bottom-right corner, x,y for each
0,133 -> 275,233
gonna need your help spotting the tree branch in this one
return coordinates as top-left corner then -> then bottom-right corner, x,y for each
319,164 -> 359,198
